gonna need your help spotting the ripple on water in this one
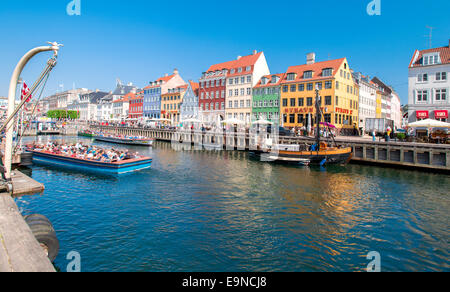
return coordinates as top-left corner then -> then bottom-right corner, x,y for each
15,137 -> 450,272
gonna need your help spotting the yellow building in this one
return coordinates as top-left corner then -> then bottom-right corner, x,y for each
161,84 -> 188,124
280,54 -> 359,135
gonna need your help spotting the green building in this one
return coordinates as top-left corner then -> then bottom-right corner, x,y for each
252,73 -> 285,124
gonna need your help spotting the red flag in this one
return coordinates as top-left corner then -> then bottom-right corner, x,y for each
21,82 -> 32,102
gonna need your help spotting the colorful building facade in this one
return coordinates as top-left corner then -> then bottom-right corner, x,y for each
129,91 -> 143,119
225,51 -> 270,124
143,69 -> 185,119
161,84 -> 188,124
180,81 -> 200,121
252,73 -> 284,123
279,54 -> 359,135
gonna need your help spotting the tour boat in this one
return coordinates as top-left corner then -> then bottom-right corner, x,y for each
251,88 -> 352,166
94,135 -> 154,147
28,149 -> 152,175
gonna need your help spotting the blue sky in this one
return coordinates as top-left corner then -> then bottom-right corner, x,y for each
1,0 -> 449,104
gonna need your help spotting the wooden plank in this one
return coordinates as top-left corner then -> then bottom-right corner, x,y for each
10,170 -> 45,197
0,193 -> 55,272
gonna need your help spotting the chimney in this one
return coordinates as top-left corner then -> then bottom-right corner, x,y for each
173,68 -> 179,75
306,53 -> 316,65
165,73 -> 169,77
237,56 -> 242,60
253,50 -> 257,55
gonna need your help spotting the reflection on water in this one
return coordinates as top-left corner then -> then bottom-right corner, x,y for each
15,136 -> 450,272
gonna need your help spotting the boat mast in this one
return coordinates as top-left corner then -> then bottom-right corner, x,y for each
315,87 -> 321,150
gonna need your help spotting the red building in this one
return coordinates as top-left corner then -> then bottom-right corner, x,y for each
198,62 -> 228,123
128,91 -> 143,119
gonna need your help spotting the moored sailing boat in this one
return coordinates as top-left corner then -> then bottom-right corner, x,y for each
252,86 -> 353,165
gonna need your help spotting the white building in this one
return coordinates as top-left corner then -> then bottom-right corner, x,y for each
408,40 -> 450,122
68,91 -> 109,121
353,72 -> 377,132
390,91 -> 402,129
225,51 -> 270,124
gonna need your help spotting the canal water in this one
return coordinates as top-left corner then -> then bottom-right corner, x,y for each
16,136 -> 450,272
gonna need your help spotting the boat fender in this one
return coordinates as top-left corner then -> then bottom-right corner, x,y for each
24,214 -> 60,262
320,158 -> 327,167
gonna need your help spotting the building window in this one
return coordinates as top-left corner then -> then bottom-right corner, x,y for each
325,81 -> 332,89
235,89 -> 239,96
297,114 -> 304,124
287,73 -> 296,81
298,84 -> 305,91
304,71 -> 313,79
307,97 -> 313,106
325,96 -> 332,105
316,82 -> 322,90
324,114 -> 331,123
247,88 -> 251,95
418,74 -> 428,82
307,83 -> 313,91
417,90 -> 428,102
247,76 -> 252,83
229,90 -> 233,97
283,85 -> 288,93
240,88 -> 245,96
290,98 -> 296,107
298,98 -> 304,107
322,68 -> 332,77
229,101 -> 233,108
282,99 -> 288,107
290,85 -> 296,92
436,89 -> 447,101
436,72 -> 447,81
229,79 -> 233,85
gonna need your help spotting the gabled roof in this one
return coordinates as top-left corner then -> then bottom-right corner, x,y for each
282,58 -> 346,83
205,51 -> 263,77
144,74 -> 177,89
409,44 -> 450,68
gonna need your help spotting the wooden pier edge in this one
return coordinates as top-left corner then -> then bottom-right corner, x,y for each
0,193 -> 55,272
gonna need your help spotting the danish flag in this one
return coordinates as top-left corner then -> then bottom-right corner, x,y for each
21,82 -> 32,102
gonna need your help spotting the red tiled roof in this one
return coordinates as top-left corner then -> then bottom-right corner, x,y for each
409,45 -> 450,68
189,80 -> 199,91
205,52 -> 263,76
282,58 -> 346,83
254,73 -> 286,88
143,74 -> 177,89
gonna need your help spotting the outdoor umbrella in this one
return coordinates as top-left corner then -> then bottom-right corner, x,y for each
408,119 -> 450,128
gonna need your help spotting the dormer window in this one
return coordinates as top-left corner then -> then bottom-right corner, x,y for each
303,71 -> 313,79
287,73 -> 296,81
423,53 -> 440,65
238,67 -> 243,73
322,68 -> 333,77
245,66 -> 251,71
271,76 -> 279,84
230,69 -> 235,74
261,77 -> 268,85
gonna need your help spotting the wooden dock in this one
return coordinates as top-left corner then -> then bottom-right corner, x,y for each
0,171 -> 53,272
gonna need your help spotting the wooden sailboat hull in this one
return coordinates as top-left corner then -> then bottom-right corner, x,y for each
251,147 -> 353,165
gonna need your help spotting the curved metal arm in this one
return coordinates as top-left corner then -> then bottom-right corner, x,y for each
3,43 -> 62,180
